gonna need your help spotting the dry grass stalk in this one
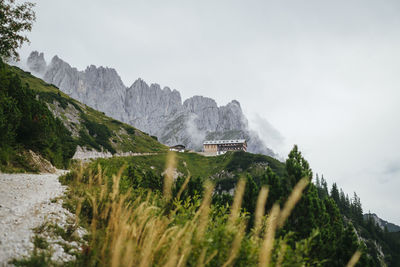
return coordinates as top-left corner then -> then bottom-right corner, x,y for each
138,219 -> 161,267
88,168 -> 93,189
277,177 -> 309,228
176,171 -> 191,200
196,180 -> 214,241
72,162 -> 312,267
176,237 -> 194,267
164,222 -> 192,267
228,178 -> 246,226
259,203 -> 280,267
276,242 -> 287,267
346,250 -> 361,267
196,248 -> 207,267
204,250 -> 218,266
222,222 -> 246,267
77,162 -> 84,184
163,151 -> 177,201
153,226 -> 177,252
74,197 -> 82,226
121,240 -> 135,266
254,186 -> 269,236
87,193 -> 98,236
111,166 -> 125,201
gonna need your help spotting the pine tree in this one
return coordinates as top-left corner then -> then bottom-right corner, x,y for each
315,173 -> 321,187
330,183 -> 340,205
286,145 -> 313,186
321,175 -> 329,196
351,192 -> 363,224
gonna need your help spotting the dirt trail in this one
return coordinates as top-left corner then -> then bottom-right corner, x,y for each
72,146 -> 160,161
0,170 -> 72,265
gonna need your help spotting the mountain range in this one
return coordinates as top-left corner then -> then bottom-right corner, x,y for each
24,51 -> 275,156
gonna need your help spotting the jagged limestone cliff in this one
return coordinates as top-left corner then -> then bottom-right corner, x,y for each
25,51 -> 275,156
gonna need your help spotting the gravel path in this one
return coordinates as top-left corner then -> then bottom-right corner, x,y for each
0,170 -> 72,265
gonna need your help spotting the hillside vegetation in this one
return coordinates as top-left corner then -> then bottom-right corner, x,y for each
0,59 -> 75,171
0,61 -> 166,172
17,148 -> 383,266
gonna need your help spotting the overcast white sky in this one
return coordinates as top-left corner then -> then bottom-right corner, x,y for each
19,0 -> 400,224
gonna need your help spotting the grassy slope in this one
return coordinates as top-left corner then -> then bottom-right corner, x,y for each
10,66 -> 167,154
90,150 -> 286,180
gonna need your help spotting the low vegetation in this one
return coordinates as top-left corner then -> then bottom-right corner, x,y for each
15,148 -> 383,266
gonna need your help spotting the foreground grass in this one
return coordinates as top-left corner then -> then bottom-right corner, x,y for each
16,152 -> 360,266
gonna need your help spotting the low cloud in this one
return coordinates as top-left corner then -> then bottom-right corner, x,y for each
249,114 -> 285,157
377,161 -> 400,184
383,161 -> 400,175
185,113 -> 206,150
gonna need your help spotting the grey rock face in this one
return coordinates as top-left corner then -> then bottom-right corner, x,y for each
26,51 -> 47,76
125,79 -> 183,136
44,56 -> 126,121
26,51 -> 276,157
183,96 -> 220,131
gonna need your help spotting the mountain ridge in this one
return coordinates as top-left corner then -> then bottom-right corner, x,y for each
25,51 -> 276,156
364,213 -> 400,233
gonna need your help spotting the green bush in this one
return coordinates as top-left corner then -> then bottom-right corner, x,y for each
81,115 -> 116,154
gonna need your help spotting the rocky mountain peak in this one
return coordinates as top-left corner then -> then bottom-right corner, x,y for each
46,55 -> 75,74
26,51 -> 47,75
25,51 -> 277,156
83,64 -> 125,91
228,100 -> 241,108
50,55 -> 65,65
183,96 -> 218,112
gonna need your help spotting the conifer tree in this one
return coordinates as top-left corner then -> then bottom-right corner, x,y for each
315,173 -> 320,187
321,174 -> 329,196
286,144 -> 313,186
330,182 -> 340,205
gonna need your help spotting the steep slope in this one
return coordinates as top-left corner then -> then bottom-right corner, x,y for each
25,51 -> 276,156
0,60 -> 75,172
2,62 -> 166,172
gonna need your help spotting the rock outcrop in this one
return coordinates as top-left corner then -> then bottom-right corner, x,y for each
25,51 -> 276,156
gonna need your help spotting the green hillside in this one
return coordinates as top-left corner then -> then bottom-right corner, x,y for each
0,61 -> 166,172
52,147 -> 382,266
91,150 -> 285,180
